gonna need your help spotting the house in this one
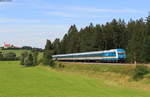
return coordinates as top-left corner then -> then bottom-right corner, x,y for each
3,43 -> 12,48
3,43 -> 21,49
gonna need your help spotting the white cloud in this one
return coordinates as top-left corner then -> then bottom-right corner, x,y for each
69,7 -> 146,14
0,24 -> 69,33
45,12 -> 74,17
0,18 -> 16,23
0,1 -> 147,48
0,24 -> 69,48
45,11 -> 109,18
0,18 -> 49,23
0,0 -> 19,8
0,0 -> 43,9
41,5 -> 146,14
43,6 -> 146,18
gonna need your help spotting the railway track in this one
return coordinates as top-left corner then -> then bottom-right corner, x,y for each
57,61 -> 138,65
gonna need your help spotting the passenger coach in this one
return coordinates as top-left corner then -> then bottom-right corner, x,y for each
52,49 -> 126,63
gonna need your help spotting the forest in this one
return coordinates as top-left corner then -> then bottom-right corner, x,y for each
45,14 -> 150,63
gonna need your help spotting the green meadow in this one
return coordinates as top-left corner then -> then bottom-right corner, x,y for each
0,61 -> 150,97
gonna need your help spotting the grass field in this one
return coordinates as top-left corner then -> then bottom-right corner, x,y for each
0,61 -> 150,97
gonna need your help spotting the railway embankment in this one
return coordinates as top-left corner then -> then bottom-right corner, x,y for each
55,62 -> 150,90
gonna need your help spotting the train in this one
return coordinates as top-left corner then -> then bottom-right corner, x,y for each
52,49 -> 126,63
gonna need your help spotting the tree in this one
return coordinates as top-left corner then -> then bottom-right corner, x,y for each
60,34 -> 69,54
65,25 -> 79,53
43,50 -> 52,64
79,23 -> 97,52
0,52 -> 3,61
20,51 -> 39,66
94,24 -> 103,50
146,13 -> 150,34
3,52 -> 16,60
50,13 -> 150,63
141,14 -> 150,63
53,38 -> 61,54
32,51 -> 39,65
24,53 -> 34,66
111,19 -> 127,49
45,40 -> 53,50
43,40 -> 55,67
20,51 -> 28,65
127,19 -> 146,63
141,36 -> 150,62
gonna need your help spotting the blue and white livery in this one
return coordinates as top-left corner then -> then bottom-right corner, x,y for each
52,49 -> 126,62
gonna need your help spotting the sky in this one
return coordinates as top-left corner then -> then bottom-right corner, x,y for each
0,0 -> 149,48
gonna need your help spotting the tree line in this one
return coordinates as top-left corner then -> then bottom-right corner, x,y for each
0,52 -> 17,61
1,46 -> 43,52
45,14 -> 150,63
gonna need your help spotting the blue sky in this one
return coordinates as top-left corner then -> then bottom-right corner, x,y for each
0,0 -> 149,48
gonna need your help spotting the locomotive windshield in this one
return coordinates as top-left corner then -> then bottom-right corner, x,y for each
118,52 -> 126,58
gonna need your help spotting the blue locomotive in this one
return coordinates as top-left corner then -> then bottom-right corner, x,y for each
52,49 -> 126,62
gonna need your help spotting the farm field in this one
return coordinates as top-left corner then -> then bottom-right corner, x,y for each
0,61 -> 150,97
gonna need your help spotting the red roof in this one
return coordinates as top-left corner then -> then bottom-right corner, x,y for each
14,46 -> 20,48
4,44 -> 11,47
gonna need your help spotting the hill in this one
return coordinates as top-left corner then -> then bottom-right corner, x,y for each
0,61 -> 150,97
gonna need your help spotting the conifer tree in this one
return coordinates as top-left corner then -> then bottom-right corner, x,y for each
50,13 -> 150,63
60,34 -> 69,54
127,19 -> 146,63
66,25 -> 79,53
141,14 -> 150,63
43,40 -> 55,66
53,38 -> 61,54
142,36 -> 150,62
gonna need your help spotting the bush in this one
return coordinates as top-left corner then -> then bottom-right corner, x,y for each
3,52 -> 16,60
20,51 -> 28,65
24,54 -> 34,66
0,52 -> 17,61
133,65 -> 149,81
0,52 -> 3,61
42,49 -> 56,67
49,60 -> 56,67
58,63 -> 65,68
37,58 -> 43,65
43,58 -> 56,67
144,74 -> 150,79
20,51 -> 40,66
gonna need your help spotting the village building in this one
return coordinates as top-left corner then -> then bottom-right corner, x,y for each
3,43 -> 20,49
3,43 -> 12,48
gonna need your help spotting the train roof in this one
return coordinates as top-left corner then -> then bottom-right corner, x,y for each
116,49 -> 125,52
52,49 -> 125,57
